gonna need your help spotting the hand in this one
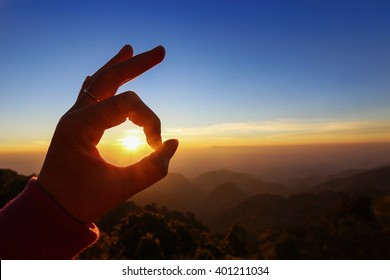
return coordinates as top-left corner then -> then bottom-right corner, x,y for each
37,45 -> 178,224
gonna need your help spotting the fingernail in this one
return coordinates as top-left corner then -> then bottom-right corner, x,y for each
162,139 -> 179,159
120,44 -> 133,55
153,45 -> 165,55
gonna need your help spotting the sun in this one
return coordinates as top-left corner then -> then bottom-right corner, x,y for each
121,136 -> 142,151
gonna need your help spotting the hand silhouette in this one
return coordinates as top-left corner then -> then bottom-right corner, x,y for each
37,45 -> 178,224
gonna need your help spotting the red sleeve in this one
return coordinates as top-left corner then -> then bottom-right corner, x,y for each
0,177 -> 99,259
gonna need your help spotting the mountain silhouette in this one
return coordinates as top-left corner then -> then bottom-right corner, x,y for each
198,182 -> 249,220
2,165 -> 390,259
209,165 -> 390,235
208,182 -> 248,205
130,173 -> 206,213
130,169 -> 290,214
0,169 -> 31,208
314,165 -> 390,196
192,169 -> 287,196
284,168 -> 367,193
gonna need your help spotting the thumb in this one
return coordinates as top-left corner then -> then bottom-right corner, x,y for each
159,139 -> 179,160
148,139 -> 179,174
119,139 -> 179,197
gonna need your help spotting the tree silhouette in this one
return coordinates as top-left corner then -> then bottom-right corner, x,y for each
224,224 -> 248,257
135,232 -> 165,259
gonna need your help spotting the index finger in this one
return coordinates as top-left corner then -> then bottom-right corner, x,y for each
87,46 -> 165,101
75,91 -> 162,149
92,44 -> 134,78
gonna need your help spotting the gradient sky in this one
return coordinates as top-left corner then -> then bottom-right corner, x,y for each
1,0 -> 390,154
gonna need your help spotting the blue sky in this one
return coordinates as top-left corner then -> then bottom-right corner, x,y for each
0,0 -> 390,151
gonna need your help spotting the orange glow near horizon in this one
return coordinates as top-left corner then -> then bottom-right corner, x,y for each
1,119 -> 389,153
0,131 -> 389,154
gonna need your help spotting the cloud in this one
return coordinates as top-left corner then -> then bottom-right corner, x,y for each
163,119 -> 390,146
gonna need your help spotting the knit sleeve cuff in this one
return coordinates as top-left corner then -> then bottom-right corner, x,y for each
0,177 -> 99,259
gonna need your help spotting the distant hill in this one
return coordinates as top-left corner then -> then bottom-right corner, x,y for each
3,166 -> 390,259
192,169 -> 288,196
314,165 -> 390,196
207,182 -> 248,207
210,165 -> 390,234
198,182 -> 249,220
211,191 -> 350,233
130,173 -> 206,213
130,169 -> 289,215
284,168 -> 367,193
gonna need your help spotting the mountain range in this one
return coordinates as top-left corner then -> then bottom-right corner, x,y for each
2,164 -> 390,228
2,165 -> 390,259
130,165 -> 390,223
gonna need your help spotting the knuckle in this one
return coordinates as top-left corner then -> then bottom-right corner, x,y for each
122,91 -> 141,105
118,91 -> 141,115
58,112 -> 77,127
57,112 -> 84,133
146,117 -> 161,131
